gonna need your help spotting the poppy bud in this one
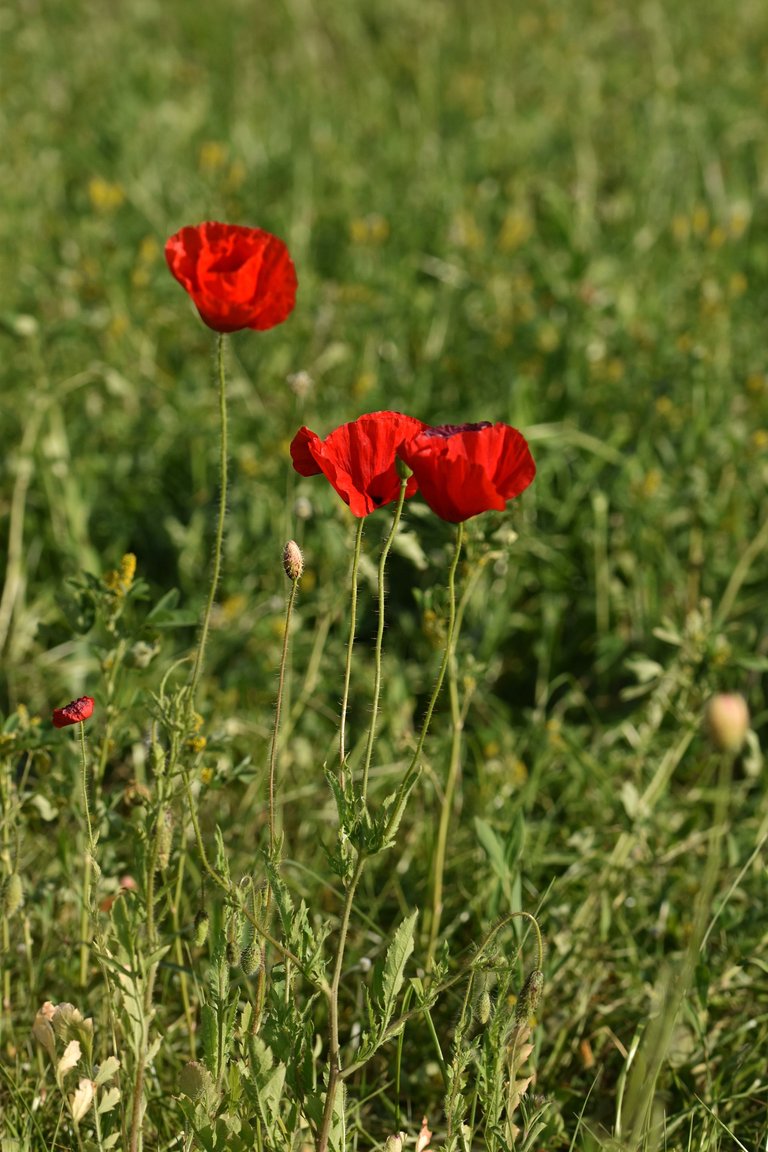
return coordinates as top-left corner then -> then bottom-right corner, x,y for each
514,968 -> 544,1023
282,540 -> 304,582
2,873 -> 23,917
705,693 -> 750,753
193,909 -> 210,947
156,807 -> 173,871
241,943 -> 261,977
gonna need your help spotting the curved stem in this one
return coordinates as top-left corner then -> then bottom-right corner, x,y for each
361,481 -> 408,803
187,333 -> 229,721
339,520 -> 364,784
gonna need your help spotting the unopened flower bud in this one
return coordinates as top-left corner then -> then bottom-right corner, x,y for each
514,967 -> 544,1022
178,1060 -> 214,1103
241,944 -> 262,977
282,540 -> 304,582
2,873 -> 23,917
385,1134 -> 405,1152
156,807 -> 173,871
705,693 -> 750,754
193,909 -> 210,947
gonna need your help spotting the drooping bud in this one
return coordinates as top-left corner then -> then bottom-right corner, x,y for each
282,540 -> 304,582
514,968 -> 544,1023
385,1134 -> 405,1152
705,693 -> 750,754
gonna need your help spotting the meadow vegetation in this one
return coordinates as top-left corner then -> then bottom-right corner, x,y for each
1,0 -> 767,1148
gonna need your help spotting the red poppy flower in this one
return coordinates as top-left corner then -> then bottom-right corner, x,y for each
397,421 -> 535,523
164,222 -> 297,333
52,696 -> 95,728
290,411 -> 428,518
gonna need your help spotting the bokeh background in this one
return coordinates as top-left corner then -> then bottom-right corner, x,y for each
2,0 -> 768,1144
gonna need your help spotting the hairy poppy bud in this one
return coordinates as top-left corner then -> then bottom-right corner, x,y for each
156,807 -> 174,871
514,968 -> 544,1023
282,540 -> 304,582
241,944 -> 262,977
705,693 -> 750,753
2,873 -> 23,917
193,909 -> 210,947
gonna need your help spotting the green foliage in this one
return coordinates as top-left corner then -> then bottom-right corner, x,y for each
1,0 -> 768,1149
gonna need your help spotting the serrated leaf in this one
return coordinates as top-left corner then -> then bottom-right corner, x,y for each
94,1056 -> 121,1085
373,910 -> 417,1028
57,1039 -> 81,1080
97,1085 -> 121,1115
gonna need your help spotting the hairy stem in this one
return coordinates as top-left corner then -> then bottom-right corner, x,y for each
187,333 -> 228,721
361,481 -> 408,804
339,519 -> 364,784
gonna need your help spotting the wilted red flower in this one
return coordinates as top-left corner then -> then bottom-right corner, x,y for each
52,696 -> 95,728
290,411 -> 428,517
398,421 -> 535,522
164,222 -> 297,333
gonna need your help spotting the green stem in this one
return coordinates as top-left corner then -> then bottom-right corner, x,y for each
268,574 -> 301,858
408,523 -> 464,774
187,333 -> 229,721
361,481 -> 408,803
78,722 -> 94,987
382,523 -> 464,844
317,854 -> 365,1152
339,520 -> 364,784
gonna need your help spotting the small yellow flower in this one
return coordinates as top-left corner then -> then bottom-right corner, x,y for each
104,553 -> 137,597
707,225 -> 727,249
498,208 -> 533,252
88,177 -> 125,213
198,141 -> 227,172
670,214 -> 690,243
691,204 -> 710,236
200,765 -> 214,785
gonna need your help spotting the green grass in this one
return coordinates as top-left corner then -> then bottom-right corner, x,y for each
1,0 -> 768,1148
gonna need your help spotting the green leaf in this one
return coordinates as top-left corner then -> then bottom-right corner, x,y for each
97,1086 -> 121,1115
373,910 -> 418,1029
94,1055 -> 121,1085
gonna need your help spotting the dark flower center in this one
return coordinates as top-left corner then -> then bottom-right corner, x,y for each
421,421 -> 492,439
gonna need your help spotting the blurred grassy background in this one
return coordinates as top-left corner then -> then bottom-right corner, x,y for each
2,0 -> 768,1145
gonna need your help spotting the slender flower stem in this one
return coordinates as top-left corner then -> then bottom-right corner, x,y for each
426,544 -> 487,968
382,523 -> 465,845
78,722 -> 94,987
317,853 -> 365,1152
187,333 -> 229,721
339,519 -> 364,783
361,480 -> 408,803
408,523 -> 464,774
268,574 -> 301,858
